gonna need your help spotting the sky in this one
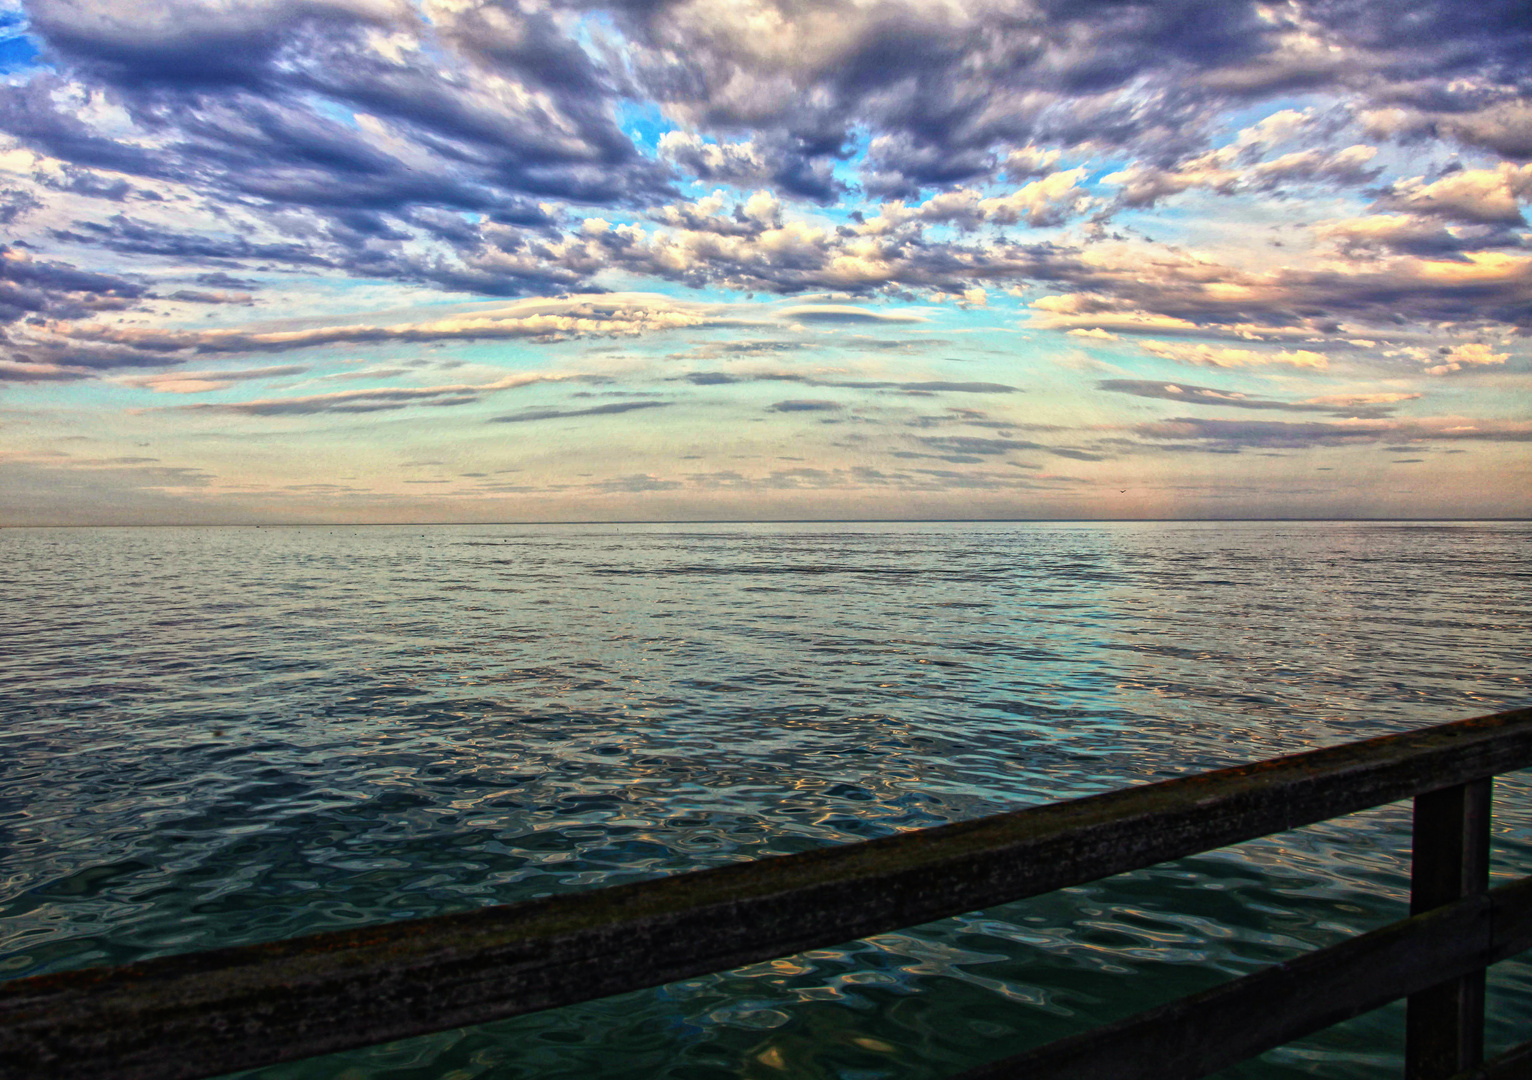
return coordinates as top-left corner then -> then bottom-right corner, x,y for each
0,0 -> 1528,524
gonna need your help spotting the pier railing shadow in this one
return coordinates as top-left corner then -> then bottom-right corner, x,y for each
4,706 -> 1531,1080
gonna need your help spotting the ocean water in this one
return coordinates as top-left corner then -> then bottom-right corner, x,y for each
1,520 -> 1529,1079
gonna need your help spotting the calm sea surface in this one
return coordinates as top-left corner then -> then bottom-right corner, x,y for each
2,521 -> 1529,1078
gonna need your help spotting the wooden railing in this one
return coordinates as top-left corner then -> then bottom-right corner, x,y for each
3,706 -> 1531,1080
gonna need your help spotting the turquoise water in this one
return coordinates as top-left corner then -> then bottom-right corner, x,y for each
1,521 -> 1529,1077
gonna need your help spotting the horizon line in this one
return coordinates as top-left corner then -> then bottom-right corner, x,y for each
4,517 -> 1530,529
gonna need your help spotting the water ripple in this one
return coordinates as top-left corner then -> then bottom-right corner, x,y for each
0,521 -> 1528,1078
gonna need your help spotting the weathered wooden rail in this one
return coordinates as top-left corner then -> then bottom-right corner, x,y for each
3,706 -> 1532,1080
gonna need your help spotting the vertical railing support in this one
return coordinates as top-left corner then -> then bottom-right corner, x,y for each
1406,778 -> 1491,1079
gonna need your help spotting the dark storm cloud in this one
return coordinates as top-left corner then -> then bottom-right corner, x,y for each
489,400 -> 671,423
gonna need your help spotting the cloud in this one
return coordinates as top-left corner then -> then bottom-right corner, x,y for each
489,400 -> 670,423
860,134 -> 1003,201
590,472 -> 683,492
167,289 -> 256,305
1376,164 -> 1532,225
1100,379 -> 1314,411
678,371 -> 1018,395
0,243 -> 147,325
1424,342 -> 1510,375
1137,340 -> 1330,369
1302,392 -> 1423,408
859,170 -> 1094,233
776,305 -> 928,324
118,364 -> 310,393
1098,379 -> 1421,417
1102,133 -> 1381,209
912,436 -> 1046,458
0,358 -> 96,382
29,203 -> 1532,377
655,132 -> 846,203
0,187 -> 44,225
1135,415 -> 1532,452
1313,214 -> 1507,259
177,371 -> 558,414
1433,101 -> 1532,161
49,214 -> 337,269
56,295 -> 716,355
767,399 -> 842,412
884,381 -> 1016,393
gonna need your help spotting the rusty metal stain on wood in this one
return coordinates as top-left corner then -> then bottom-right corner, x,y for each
2,706 -> 1531,1080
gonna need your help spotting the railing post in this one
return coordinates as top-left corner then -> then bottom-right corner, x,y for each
1406,778 -> 1491,1079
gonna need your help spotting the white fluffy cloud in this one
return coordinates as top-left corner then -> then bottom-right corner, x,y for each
1424,342 -> 1510,375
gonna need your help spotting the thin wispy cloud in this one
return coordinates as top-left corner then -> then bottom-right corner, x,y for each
118,365 -> 310,393
489,401 -> 672,424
